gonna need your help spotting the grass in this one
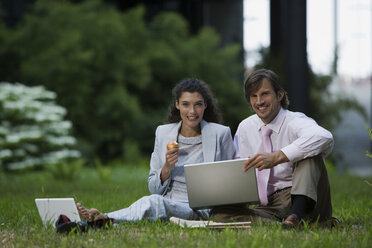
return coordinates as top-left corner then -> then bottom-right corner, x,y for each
0,164 -> 371,247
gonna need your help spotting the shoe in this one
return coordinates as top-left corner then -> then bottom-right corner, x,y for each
330,217 -> 341,228
310,217 -> 341,228
282,214 -> 300,229
56,214 -> 87,233
55,214 -> 113,233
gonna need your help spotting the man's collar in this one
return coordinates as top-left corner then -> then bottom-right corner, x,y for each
257,108 -> 287,133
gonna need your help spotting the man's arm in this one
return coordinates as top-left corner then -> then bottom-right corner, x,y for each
280,117 -> 334,163
243,115 -> 333,171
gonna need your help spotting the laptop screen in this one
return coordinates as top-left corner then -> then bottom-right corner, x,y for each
35,198 -> 80,227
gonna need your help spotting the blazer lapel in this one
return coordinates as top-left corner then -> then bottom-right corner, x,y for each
169,120 -> 216,162
168,121 -> 182,142
201,120 -> 216,162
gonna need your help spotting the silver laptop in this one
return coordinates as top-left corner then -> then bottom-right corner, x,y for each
35,198 -> 80,227
184,158 -> 259,209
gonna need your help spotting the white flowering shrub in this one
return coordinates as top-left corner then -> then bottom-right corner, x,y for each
0,82 -> 81,170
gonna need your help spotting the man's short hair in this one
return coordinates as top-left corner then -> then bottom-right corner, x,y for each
244,68 -> 289,109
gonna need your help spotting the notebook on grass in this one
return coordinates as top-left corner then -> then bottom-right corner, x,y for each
184,158 -> 259,209
35,198 -> 80,227
170,217 -> 251,229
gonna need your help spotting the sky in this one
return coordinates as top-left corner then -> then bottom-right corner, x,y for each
243,0 -> 372,78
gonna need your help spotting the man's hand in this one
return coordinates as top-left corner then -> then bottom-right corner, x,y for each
244,150 -> 289,172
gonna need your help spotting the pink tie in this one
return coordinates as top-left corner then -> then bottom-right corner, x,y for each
257,125 -> 272,206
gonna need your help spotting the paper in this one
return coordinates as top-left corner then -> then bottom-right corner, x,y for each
170,217 -> 251,229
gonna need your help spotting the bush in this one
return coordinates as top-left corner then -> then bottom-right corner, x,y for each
0,82 -> 81,170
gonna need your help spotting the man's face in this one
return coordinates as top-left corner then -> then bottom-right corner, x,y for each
249,78 -> 284,124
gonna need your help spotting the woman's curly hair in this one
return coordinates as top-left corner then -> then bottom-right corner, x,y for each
167,78 -> 222,124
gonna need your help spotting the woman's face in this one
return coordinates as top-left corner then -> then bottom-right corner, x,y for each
176,91 -> 207,131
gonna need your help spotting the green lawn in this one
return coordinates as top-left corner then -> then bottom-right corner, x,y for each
0,164 -> 371,248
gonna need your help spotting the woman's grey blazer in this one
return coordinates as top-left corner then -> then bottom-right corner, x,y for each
148,120 -> 235,195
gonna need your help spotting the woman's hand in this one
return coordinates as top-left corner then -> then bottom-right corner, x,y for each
160,147 -> 179,183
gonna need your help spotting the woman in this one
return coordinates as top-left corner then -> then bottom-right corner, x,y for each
77,78 -> 235,223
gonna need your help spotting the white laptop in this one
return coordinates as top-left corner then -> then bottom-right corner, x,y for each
35,198 -> 80,227
184,158 -> 260,209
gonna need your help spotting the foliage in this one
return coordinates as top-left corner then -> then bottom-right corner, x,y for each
308,73 -> 367,132
366,126 -> 372,159
0,0 -> 247,162
0,82 -> 81,171
94,157 -> 112,182
122,139 -> 142,164
0,164 -> 371,247
47,158 -> 84,180
255,47 -> 367,132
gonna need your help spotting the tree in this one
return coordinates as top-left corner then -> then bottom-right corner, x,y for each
0,0 -> 247,161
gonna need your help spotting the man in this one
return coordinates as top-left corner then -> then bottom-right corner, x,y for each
211,68 -> 338,228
